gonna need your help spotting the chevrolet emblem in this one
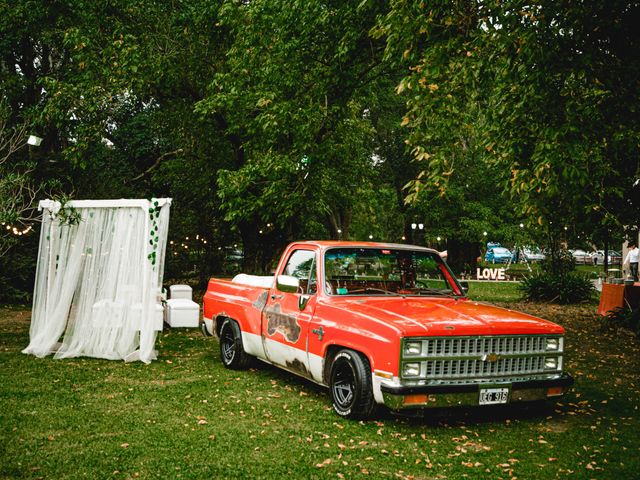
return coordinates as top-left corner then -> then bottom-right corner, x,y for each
482,353 -> 500,363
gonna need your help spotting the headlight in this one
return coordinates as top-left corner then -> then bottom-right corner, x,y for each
546,338 -> 559,351
545,357 -> 558,370
404,341 -> 422,356
402,362 -> 421,377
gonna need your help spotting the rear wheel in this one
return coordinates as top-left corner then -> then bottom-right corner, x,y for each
329,349 -> 375,419
219,319 -> 252,369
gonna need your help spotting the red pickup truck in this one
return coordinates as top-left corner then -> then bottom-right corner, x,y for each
203,241 -> 573,419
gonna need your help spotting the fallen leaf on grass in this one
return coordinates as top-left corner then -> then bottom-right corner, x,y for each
315,458 -> 332,468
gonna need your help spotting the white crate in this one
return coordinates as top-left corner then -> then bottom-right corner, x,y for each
165,299 -> 199,328
169,284 -> 193,300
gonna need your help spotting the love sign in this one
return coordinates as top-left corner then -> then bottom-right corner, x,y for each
476,267 -> 506,281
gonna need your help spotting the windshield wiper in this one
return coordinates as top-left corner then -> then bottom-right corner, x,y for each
412,288 -> 456,297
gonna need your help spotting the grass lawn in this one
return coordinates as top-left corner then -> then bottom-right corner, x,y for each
465,281 -> 523,303
2,301 -> 639,479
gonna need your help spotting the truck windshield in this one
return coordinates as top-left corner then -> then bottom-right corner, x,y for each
324,248 -> 461,297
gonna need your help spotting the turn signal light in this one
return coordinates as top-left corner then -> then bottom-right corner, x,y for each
546,386 -> 565,397
403,394 -> 428,406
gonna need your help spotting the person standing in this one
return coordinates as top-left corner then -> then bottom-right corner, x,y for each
624,242 -> 639,282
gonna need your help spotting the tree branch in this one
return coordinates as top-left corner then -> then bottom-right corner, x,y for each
128,148 -> 184,182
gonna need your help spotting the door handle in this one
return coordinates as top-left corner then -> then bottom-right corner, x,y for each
271,294 -> 283,300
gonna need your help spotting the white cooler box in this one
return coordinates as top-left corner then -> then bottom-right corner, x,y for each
165,298 -> 199,328
169,284 -> 193,300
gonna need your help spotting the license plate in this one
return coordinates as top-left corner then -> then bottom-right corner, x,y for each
479,387 -> 510,405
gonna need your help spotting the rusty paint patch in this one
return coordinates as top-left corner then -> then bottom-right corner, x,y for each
252,291 -> 269,310
265,304 -> 301,343
285,358 -> 309,376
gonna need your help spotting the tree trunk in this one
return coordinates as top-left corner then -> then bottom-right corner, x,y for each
445,239 -> 481,276
239,220 -> 261,274
327,207 -> 352,239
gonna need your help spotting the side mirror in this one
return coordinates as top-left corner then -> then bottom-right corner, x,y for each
459,280 -> 469,295
276,275 -> 300,293
298,294 -> 310,311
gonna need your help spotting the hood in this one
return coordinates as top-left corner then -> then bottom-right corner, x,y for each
327,296 -> 564,337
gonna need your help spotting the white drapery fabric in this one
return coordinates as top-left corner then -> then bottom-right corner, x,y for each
22,199 -> 171,363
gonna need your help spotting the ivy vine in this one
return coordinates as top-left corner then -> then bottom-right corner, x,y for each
55,195 -> 81,226
147,198 -> 161,268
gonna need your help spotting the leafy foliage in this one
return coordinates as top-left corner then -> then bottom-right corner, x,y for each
520,271 -> 594,304
1,0 -> 638,299
603,306 -> 640,340
520,248 -> 594,303
376,0 -> 640,240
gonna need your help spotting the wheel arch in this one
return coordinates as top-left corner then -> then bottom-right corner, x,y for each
322,343 -> 373,385
214,314 -> 236,337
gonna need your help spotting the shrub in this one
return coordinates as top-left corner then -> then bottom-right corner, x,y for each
602,306 -> 640,339
540,249 -> 576,276
519,272 -> 594,304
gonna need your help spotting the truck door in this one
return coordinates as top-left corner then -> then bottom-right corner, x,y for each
262,248 -> 318,378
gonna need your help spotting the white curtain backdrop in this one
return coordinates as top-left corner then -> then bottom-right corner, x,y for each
22,199 -> 171,363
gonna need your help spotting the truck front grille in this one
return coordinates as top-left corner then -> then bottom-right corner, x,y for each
424,336 -> 545,357
425,356 -> 544,378
401,335 -> 563,382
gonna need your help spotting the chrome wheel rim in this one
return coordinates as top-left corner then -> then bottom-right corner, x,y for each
333,361 -> 355,408
221,326 -> 235,364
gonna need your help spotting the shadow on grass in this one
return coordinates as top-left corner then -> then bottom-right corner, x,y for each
231,350 -> 561,427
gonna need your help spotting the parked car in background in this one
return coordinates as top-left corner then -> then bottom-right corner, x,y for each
570,249 -> 593,265
485,246 -> 513,264
522,247 -> 546,262
591,250 -> 622,265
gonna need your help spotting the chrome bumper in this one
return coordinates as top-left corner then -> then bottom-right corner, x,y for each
380,374 -> 574,410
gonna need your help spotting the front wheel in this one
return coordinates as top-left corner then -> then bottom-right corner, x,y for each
329,349 -> 375,419
219,319 -> 252,369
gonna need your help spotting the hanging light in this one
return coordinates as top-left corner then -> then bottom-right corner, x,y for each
27,135 -> 43,146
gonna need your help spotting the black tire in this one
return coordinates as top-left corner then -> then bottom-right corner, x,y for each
219,319 -> 252,369
329,349 -> 376,419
